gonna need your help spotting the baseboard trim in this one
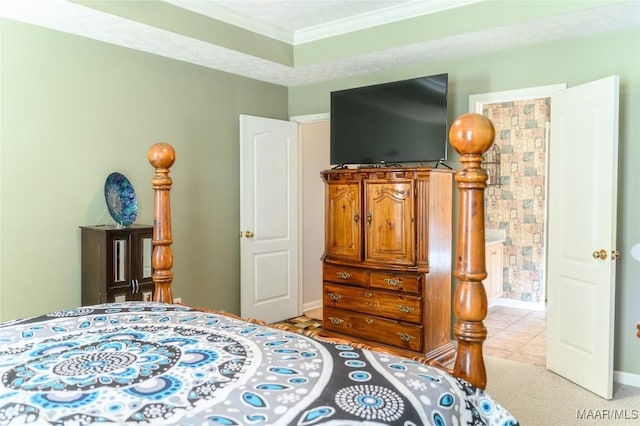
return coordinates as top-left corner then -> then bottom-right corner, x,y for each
492,298 -> 546,311
302,299 -> 322,313
491,299 -> 640,390
614,370 -> 640,388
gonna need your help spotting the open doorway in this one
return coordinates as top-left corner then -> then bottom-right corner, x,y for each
469,84 -> 566,367
483,97 -> 550,306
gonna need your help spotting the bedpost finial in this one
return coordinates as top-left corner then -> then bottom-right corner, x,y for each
449,113 -> 495,156
148,143 -> 176,169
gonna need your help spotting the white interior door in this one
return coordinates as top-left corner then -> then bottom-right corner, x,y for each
546,75 -> 619,399
240,115 -> 299,323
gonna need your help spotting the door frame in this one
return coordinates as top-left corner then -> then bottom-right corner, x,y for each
469,83 -> 566,311
291,113 -> 330,314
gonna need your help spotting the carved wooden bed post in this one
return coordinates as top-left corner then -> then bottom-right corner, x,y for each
449,113 -> 495,389
148,143 -> 176,303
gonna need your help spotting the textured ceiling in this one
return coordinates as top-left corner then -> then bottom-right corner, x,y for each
164,0 -> 470,43
1,0 -> 639,87
200,0 -> 418,33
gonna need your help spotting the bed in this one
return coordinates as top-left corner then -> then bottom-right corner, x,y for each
0,113 -> 518,425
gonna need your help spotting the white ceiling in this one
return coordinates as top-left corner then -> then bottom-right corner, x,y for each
1,0 -> 639,87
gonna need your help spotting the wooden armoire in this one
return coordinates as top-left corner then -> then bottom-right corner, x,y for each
321,167 -> 455,362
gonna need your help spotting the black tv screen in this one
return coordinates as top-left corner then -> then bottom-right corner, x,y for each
330,74 -> 448,166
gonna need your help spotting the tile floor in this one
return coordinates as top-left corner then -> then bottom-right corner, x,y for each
305,305 -> 547,367
484,305 -> 546,366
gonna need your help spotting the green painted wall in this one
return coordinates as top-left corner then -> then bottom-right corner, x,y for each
289,27 -> 640,376
0,19 -> 288,320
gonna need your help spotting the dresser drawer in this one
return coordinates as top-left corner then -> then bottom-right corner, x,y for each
323,263 -> 368,286
369,271 -> 421,294
323,283 -> 422,323
324,306 -> 423,352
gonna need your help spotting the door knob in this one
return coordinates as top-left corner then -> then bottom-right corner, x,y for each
611,250 -> 620,260
592,249 -> 608,260
244,231 -> 254,238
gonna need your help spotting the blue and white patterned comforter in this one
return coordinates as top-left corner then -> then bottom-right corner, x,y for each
0,302 -> 518,425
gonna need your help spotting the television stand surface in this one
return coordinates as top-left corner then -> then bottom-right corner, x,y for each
357,162 -> 403,169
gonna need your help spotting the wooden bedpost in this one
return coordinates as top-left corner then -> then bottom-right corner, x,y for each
148,143 -> 176,303
449,113 -> 495,389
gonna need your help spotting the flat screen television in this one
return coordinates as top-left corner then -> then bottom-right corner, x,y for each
330,73 -> 448,166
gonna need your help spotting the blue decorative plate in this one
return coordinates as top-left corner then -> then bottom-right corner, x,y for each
104,172 -> 138,226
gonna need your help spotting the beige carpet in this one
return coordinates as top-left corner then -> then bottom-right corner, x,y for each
485,356 -> 640,425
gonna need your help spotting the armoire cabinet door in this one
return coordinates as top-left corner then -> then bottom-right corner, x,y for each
107,230 -> 152,303
364,180 -> 415,265
131,228 -> 154,301
325,182 -> 362,261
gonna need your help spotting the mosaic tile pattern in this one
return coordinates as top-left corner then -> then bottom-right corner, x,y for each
271,315 -> 323,337
483,98 -> 550,303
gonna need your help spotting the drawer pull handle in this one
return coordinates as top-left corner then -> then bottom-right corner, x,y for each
385,278 -> 402,287
397,305 -> 415,313
354,212 -> 360,223
364,291 -> 373,298
328,292 -> 343,302
365,318 -> 374,325
329,316 -> 344,325
397,332 -> 416,342
336,271 -> 352,280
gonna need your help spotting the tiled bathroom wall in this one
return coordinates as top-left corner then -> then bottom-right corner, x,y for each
483,98 -> 550,303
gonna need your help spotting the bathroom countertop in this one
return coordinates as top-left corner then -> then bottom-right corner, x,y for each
485,229 -> 506,245
486,237 -> 505,246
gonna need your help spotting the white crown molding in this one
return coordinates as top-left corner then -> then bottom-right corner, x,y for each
166,0 -> 482,45
295,0 -> 481,44
164,0 -> 295,44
